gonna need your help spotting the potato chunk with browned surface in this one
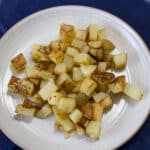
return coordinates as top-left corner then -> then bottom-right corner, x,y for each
11,53 -> 26,72
60,24 -> 75,43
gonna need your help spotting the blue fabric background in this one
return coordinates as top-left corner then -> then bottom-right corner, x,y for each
0,0 -> 150,150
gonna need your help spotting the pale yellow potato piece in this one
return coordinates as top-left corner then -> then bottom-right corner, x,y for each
56,115 -> 74,132
76,29 -> 87,41
98,62 -> 107,72
48,92 -> 62,106
71,39 -> 86,49
93,92 -> 107,103
86,121 -> 100,140
58,97 -> 76,113
54,63 -> 67,74
113,53 -> 127,69
63,55 -> 74,71
75,125 -> 85,135
81,45 -> 90,53
39,78 -> 58,100
88,41 -> 102,48
80,65 -> 96,77
66,47 -> 79,57
123,83 -> 143,101
98,28 -> 107,40
40,80 -> 47,89
56,73 -> 72,87
88,24 -> 99,41
15,104 -> 37,116
74,53 -> 91,65
72,67 -> 84,81
36,103 -> 52,119
80,77 -> 97,96
69,109 -> 83,123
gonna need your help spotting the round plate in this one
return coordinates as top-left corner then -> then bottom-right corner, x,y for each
0,6 -> 150,150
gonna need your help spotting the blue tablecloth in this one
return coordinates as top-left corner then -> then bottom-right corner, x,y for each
0,0 -> 150,150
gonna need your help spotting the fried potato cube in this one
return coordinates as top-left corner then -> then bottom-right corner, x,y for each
98,62 -> 107,72
101,96 -> 113,110
56,115 -> 74,132
49,50 -> 64,64
39,78 -> 58,100
69,109 -> 83,123
80,65 -> 96,77
74,53 -> 91,65
66,47 -> 79,57
89,48 -> 97,57
58,97 -> 76,113
36,103 -> 52,119
60,24 -> 75,43
8,76 -> 19,93
40,80 -> 47,89
81,45 -> 90,53
88,41 -> 102,48
80,77 -> 97,96
15,104 -> 37,116
102,39 -> 115,51
48,92 -> 62,106
47,63 -> 56,73
71,39 -> 86,49
50,40 -> 68,51
72,67 -> 84,81
86,121 -> 100,140
81,103 -> 93,120
123,83 -> 143,101
28,78 -> 41,88
31,44 -> 50,62
76,29 -> 87,41
109,76 -> 126,94
76,92 -> 89,106
113,53 -> 127,69
11,53 -> 27,72
93,92 -> 107,103
17,79 -> 35,96
92,103 -> 103,121
98,28 -> 107,40
75,125 -> 85,135
54,63 -> 67,74
63,55 -> 74,71
32,94 -> 45,105
88,24 -> 99,41
56,73 -> 72,87
26,66 -> 52,80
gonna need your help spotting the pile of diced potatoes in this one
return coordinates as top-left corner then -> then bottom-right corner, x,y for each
8,24 -> 143,140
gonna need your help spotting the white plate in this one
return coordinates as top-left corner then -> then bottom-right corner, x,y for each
0,5 -> 150,150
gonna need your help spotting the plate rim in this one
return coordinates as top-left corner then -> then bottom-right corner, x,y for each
0,5 -> 150,150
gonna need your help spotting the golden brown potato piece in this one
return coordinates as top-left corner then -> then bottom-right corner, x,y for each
28,78 -> 41,88
80,77 -> 97,96
92,103 -> 103,121
88,24 -> 99,41
60,24 -> 75,43
8,76 -> 20,93
100,96 -> 113,110
71,39 -> 86,49
8,76 -> 35,96
102,39 -> 115,51
81,103 -> 93,120
15,104 -> 37,116
88,41 -> 102,48
11,53 -> 26,72
109,76 -> 126,94
50,40 -> 68,51
76,92 -> 89,106
49,49 -> 64,64
36,103 -> 52,119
